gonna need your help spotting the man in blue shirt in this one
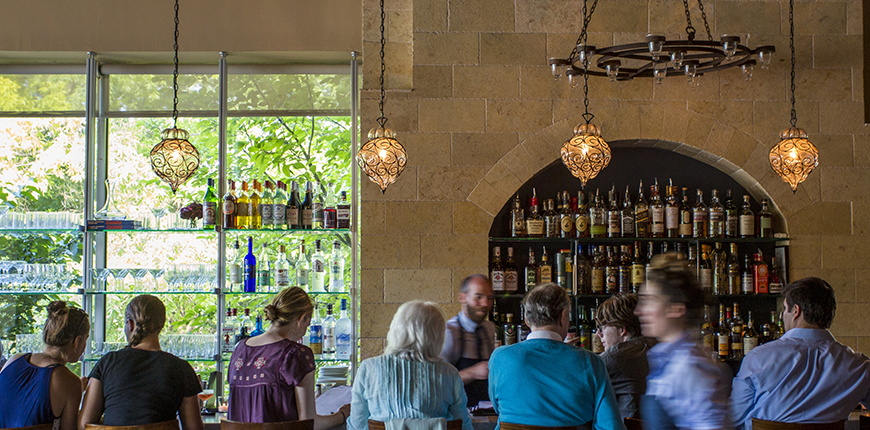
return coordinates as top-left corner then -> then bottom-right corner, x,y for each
488,283 -> 624,430
731,277 -> 870,429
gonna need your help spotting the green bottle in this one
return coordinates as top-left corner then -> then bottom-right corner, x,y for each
203,178 -> 218,230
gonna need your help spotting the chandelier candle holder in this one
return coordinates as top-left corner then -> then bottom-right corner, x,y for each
549,0 -> 775,85
149,0 -> 200,194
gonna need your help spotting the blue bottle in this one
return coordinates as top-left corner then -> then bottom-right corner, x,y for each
250,312 -> 265,337
243,236 -> 257,292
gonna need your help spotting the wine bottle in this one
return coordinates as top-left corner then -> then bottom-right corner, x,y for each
261,180 -> 274,229
236,181 -> 251,229
201,178 -> 218,230
288,181 -> 301,229
301,181 -> 314,230
250,180 -> 262,230
273,181 -> 287,230
222,180 -> 237,230
243,236 -> 256,293
312,180 -> 324,229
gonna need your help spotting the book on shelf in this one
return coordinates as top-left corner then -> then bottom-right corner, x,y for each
81,220 -> 142,231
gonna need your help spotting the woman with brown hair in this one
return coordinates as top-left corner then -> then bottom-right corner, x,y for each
228,287 -> 349,429
78,295 -> 203,430
0,301 -> 89,430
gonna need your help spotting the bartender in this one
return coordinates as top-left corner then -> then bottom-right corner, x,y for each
440,274 -> 496,408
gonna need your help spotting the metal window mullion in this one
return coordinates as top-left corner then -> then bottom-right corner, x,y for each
82,53 -> 96,377
350,51 -> 360,382
91,66 -> 111,376
215,52 -> 229,396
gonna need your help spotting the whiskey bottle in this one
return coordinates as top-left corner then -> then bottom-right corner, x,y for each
754,249 -> 769,294
665,182 -> 679,238
692,189 -> 708,238
539,247 -> 553,284
577,304 -> 592,350
769,257 -> 784,294
510,194 -> 526,237
678,187 -> 693,238
590,189 -> 607,238
518,306 -> 531,342
698,245 -> 713,293
717,304 -> 731,360
261,180 -> 274,229
724,189 -> 738,238
621,185 -> 635,238
708,189 -> 725,238
236,181 -> 252,229
649,179 -> 665,237
700,305 -> 715,353
605,246 -> 618,294
645,242 -> 656,283
630,241 -> 645,293
591,245 -> 606,294
525,249 -> 539,292
203,178 -> 218,230
504,247 -> 519,293
301,181 -> 314,230
575,191 -> 590,238
727,243 -> 740,295
743,311 -> 759,354
503,313 -> 517,345
741,253 -> 754,294
337,191 -> 351,229
739,195 -> 755,238
711,242 -> 727,295
607,185 -> 621,238
222,179 -> 237,230
730,303 -> 744,360
273,181 -> 288,230
618,245 -> 632,294
525,189 -> 545,238
490,246 -> 505,293
544,199 -> 559,238
634,180 -> 649,238
559,191 -> 574,238
575,244 -> 591,294
758,199 -> 773,238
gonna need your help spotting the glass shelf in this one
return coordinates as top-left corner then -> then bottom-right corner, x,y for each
225,228 -> 351,234
89,228 -> 352,234
0,290 -> 83,295
222,290 -> 348,295
0,229 -> 81,234
82,289 -> 215,295
88,228 -> 216,233
490,237 -> 787,243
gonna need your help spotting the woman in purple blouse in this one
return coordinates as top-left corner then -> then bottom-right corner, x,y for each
228,287 -> 349,429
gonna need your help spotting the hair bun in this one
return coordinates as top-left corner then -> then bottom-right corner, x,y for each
47,301 -> 69,316
263,305 -> 277,321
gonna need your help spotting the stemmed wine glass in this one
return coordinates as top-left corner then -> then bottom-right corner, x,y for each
198,381 -> 215,414
151,207 -> 168,231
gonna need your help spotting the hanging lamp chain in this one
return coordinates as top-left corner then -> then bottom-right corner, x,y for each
581,0 -> 594,125
377,0 -> 388,128
172,0 -> 180,128
682,0 -> 696,42
567,0 -> 600,63
789,0 -> 797,127
696,0 -> 713,42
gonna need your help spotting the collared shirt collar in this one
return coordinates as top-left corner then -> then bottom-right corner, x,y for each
780,327 -> 836,342
526,330 -> 564,342
458,311 -> 480,333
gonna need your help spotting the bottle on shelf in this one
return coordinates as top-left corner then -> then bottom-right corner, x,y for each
273,181 -> 288,230
504,247 -> 519,293
250,180 -> 262,229
665,182 -> 679,238
243,236 -> 257,293
678,187 -> 693,238
518,305 -> 531,342
760,312 -> 774,344
323,183 -> 337,229
698,245 -> 713,293
525,249 -> 538,292
591,245 -> 606,294
301,181 -> 314,230
708,189 -> 725,238
322,303 -> 336,358
539,247 -> 553,284
310,239 -> 327,293
503,313 -> 517,346
544,198 -> 559,238
223,180 -> 237,230
700,305 -> 714,353
743,311 -> 758,354
577,304 -> 592,350
228,239 -> 242,292
618,245 -> 632,294
312,181 -> 324,229
724,189 -> 738,238
335,299 -> 352,360
202,178 -> 218,230
741,253 -> 754,295
712,242 -> 727,295
510,194 -> 526,238
607,185 -> 621,238
288,181 -> 301,229
631,241 -> 645,293
574,244 -> 590,294
275,244 -> 292,288
717,304 -> 730,360
337,191 -> 351,229
634,180 -> 649,238
575,191 -> 590,238
221,307 -> 235,354
621,185 -> 635,238
251,312 -> 265,337
257,241 -> 271,291
727,243 -> 740,295
261,180 -> 274,229
236,181 -> 252,229
490,246 -> 505,293
730,303 -> 744,360
740,195 -> 755,238
604,246 -> 618,294
692,189 -> 708,238
238,308 -> 253,343
649,179 -> 665,238
687,243 -> 697,272
776,312 -> 785,339
560,191 -> 574,238
525,188 -> 544,238
758,199 -> 773,238
330,241 -> 346,292
309,302 -> 323,355
754,249 -> 769,294
590,306 -> 605,353
296,241 -> 310,291
769,257 -> 784,294
590,189 -> 607,238
645,242 -> 656,284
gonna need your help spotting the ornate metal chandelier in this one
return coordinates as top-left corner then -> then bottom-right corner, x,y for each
548,0 -> 775,86
150,0 -> 200,194
769,0 -> 818,192
356,0 -> 407,194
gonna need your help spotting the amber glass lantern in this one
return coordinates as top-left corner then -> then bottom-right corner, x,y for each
769,127 -> 818,192
150,127 -> 201,194
357,125 -> 407,193
561,122 -> 611,188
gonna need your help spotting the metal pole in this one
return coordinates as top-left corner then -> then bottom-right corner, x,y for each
350,51 -> 360,381
82,52 -> 96,376
216,51 -> 229,395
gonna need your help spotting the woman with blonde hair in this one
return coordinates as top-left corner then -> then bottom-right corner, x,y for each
79,295 -> 203,430
348,300 -> 472,430
0,301 -> 89,430
228,287 -> 349,429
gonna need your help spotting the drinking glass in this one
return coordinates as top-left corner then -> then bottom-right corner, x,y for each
198,388 -> 215,414
151,207 -> 168,231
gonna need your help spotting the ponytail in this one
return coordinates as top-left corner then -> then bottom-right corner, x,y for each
43,301 -> 89,348
125,295 -> 166,347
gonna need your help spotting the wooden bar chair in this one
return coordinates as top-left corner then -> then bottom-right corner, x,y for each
1,424 -> 54,430
751,418 -> 845,430
85,421 -> 181,430
498,423 -> 588,430
367,420 -> 462,430
623,417 -> 644,430
220,419 -> 314,430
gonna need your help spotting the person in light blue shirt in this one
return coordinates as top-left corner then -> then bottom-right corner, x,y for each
731,277 -> 870,429
349,300 -> 472,430
636,254 -> 733,430
488,283 -> 625,430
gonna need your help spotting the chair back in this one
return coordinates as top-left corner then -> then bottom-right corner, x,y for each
220,419 -> 314,430
1,424 -> 54,430
751,419 -> 845,430
367,420 -> 462,430
498,423 -> 588,430
85,421 -> 180,430
623,417 -> 644,430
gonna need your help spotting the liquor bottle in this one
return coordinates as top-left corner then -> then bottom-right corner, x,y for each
618,245 -> 632,294
274,244 -> 291,288
603,246 -> 617,294
322,304 -> 336,358
323,183 -> 337,229
273,181 -> 288,230
525,188 -> 544,238
759,312 -> 774,345
296,241 -> 310,291
330,241 -> 345,292
491,300 -> 501,327
758,199 -> 773,238
649,179 -> 665,237
504,247 -> 519,293
607,185 -> 621,238
631,242 -> 645,293
578,305 -> 593,350
337,191 -> 351,229
692,189 -> 708,238
559,191 -> 574,238
220,307 -> 234,354
250,180 -> 262,229
717,304 -> 730,360
525,249 -> 538,292
490,246 -> 505,293
261,180 -> 274,229
575,191 -> 590,238
727,243 -> 740,295
776,313 -> 785,339
687,243 -> 697,273
678,187 -> 693,238
708,189 -> 725,238
301,181 -> 314,230
243,236 -> 257,293
740,195 -> 755,238
754,249 -> 769,294
236,308 -> 253,344
236,181 -> 251,229
288,181 -> 301,229
222,180 -> 237,230
251,312 -> 265,337
590,306 -> 605,353
665,183 -> 679,238
575,244 -> 591,294
228,239 -> 242,292
590,189 -> 607,238
312,181 -> 324,229
725,189 -> 738,238
645,242 -> 656,283
712,242 -> 727,295
503,313 -> 517,346
591,245 -> 607,294
634,180 -> 649,238
519,306 -> 531,341
539,247 -> 553,284
202,178 -> 218,230
493,316 -> 503,349
730,303 -> 744,359
700,306 -> 715,353
309,302 -> 323,355
544,199 -> 559,238
769,257 -> 784,294
621,185 -> 635,238
310,239 -> 327,293
510,194 -> 526,238
741,254 -> 754,294
257,242 -> 271,291
743,311 -> 759,354
335,299 -> 352,360
698,245 -> 713,293
675,242 -> 687,260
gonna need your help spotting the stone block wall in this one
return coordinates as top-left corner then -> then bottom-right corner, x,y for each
359,0 -> 869,357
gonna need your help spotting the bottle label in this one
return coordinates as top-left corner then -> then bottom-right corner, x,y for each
275,268 -> 290,286
635,209 -> 649,236
703,334 -> 714,351
693,211 -> 709,222
491,269 -> 505,292
204,202 -> 217,226
323,326 -> 335,350
605,267 -> 618,292
540,266 -> 552,283
336,333 -> 351,358
755,266 -> 769,293
229,264 -> 241,284
331,262 -> 343,279
631,264 -> 644,286
311,272 -> 326,290
709,209 -> 724,223
651,207 -> 665,225
743,337 -> 758,353
607,213 -> 621,234
324,210 -> 337,229
260,204 -> 273,224
622,214 -> 635,235
309,325 -> 323,354
575,214 -> 589,234
618,267 -> 631,292
273,204 -> 286,223
740,215 -> 755,236
545,217 -> 558,237
591,268 -> 604,293
560,215 -> 574,234
718,334 -> 730,356
302,209 -> 313,227
726,214 -> 738,237
679,222 -> 692,236
337,207 -> 351,229
742,274 -> 754,293
665,207 -> 679,229
590,224 -> 606,236
222,200 -> 236,216
769,281 -> 784,294
297,268 -> 310,287
699,268 -> 713,291
761,217 -> 772,231
526,219 -> 544,236
513,217 -> 525,235
313,202 -> 324,223
288,208 -> 299,226
505,270 -> 518,292
258,270 -> 270,287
